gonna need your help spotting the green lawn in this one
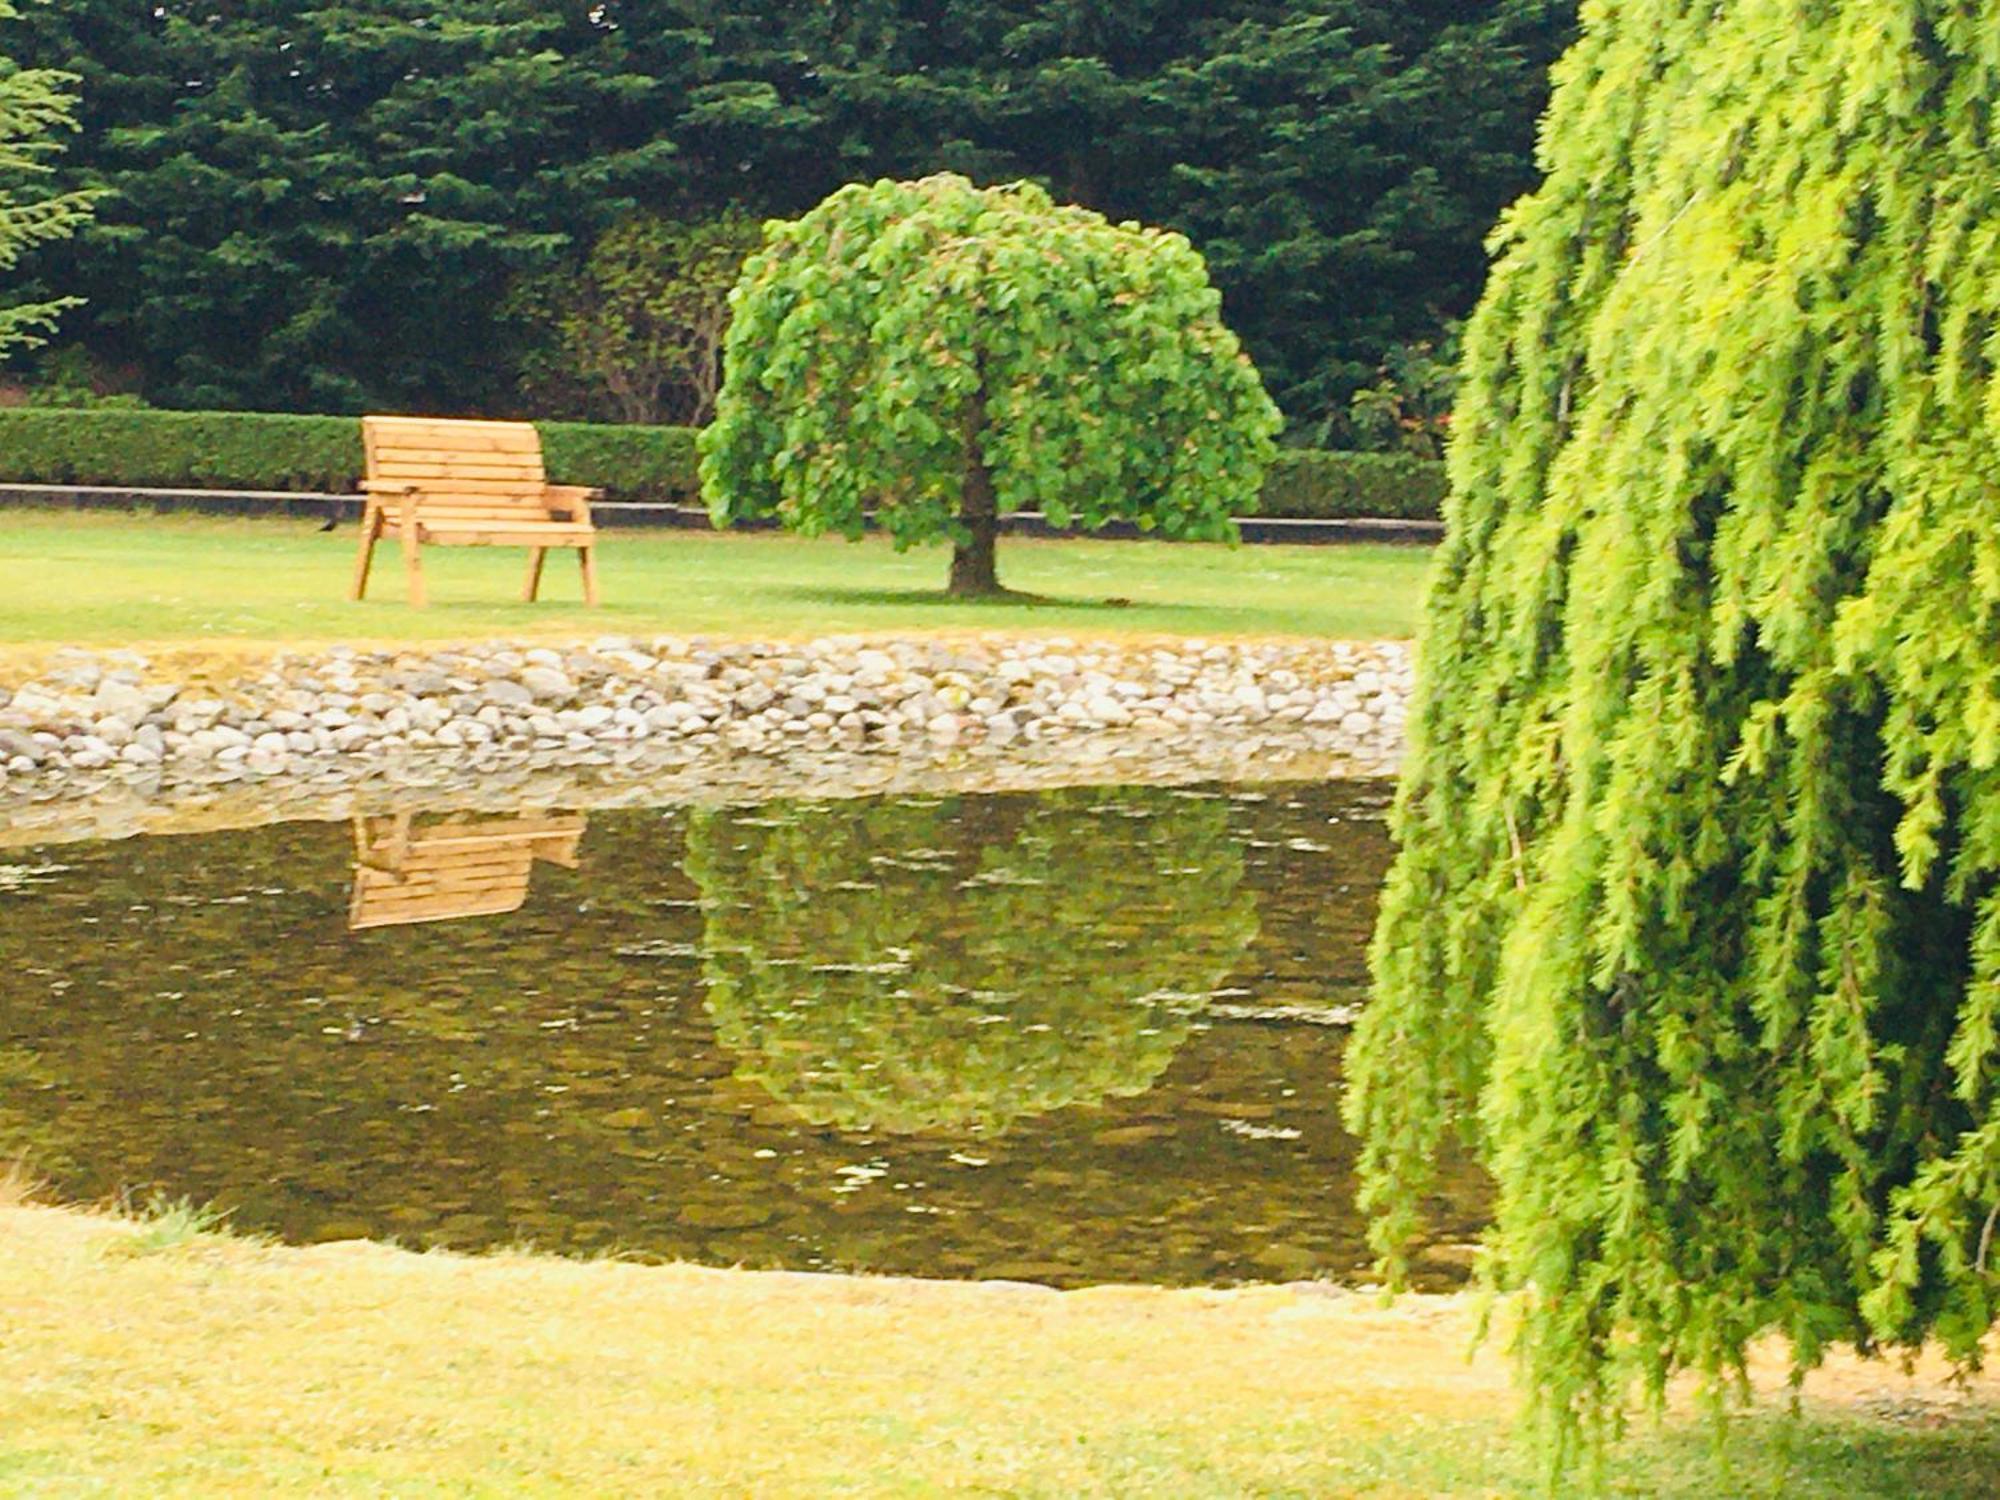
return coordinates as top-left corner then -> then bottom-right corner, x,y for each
1,1198 -> 1995,1498
0,510 -> 1431,646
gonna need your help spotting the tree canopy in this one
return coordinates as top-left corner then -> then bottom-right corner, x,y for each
700,174 -> 1280,594
1346,0 -> 2000,1468
7,0 -> 1571,427
686,789 -> 1257,1134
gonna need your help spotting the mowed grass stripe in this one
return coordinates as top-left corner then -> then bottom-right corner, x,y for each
0,510 -> 1432,647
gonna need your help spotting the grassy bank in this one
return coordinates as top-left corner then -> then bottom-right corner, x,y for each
0,511 -> 1429,648
1,1196 -> 1995,1497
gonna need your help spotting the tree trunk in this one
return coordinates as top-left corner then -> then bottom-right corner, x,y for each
949,389 -> 1002,596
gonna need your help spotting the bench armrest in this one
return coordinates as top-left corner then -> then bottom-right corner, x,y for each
544,485 -> 600,523
360,477 -> 422,526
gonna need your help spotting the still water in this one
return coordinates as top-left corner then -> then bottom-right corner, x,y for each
0,780 -> 1485,1286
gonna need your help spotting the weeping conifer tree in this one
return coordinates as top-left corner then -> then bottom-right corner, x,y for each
0,0 -> 95,354
1346,0 -> 2000,1464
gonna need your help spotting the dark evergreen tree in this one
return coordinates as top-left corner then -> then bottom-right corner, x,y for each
14,0 -> 677,410
13,0 -> 1570,422
707,0 -> 1576,427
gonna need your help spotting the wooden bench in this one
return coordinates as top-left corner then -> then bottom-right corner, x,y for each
352,415 -> 600,608
347,812 -> 587,930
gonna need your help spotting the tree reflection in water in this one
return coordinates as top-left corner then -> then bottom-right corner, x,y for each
688,788 -> 1259,1134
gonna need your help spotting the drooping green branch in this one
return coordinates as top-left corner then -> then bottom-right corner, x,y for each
0,0 -> 97,355
1347,0 -> 2000,1470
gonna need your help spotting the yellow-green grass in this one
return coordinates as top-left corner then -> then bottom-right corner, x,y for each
1,1194 -> 1995,1497
0,510 -> 1430,651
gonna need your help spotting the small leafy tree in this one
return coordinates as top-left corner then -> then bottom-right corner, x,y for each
686,788 -> 1257,1132
11,345 -> 145,407
0,0 -> 96,357
699,174 -> 1281,596
510,209 -> 761,426
1345,324 -> 1460,460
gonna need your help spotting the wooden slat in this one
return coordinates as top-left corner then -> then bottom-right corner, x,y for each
411,517 -> 588,529
418,528 -> 594,547
373,507 -> 577,522
365,416 -> 535,433
371,454 -> 546,471
354,905 -> 527,926
370,457 -> 543,475
354,885 -> 528,906
370,440 -> 543,460
368,423 -> 541,437
367,883 -> 534,901
370,463 -> 547,484
370,496 -> 556,511
358,885 -> 526,904
373,492 -> 552,509
364,416 -> 540,437
366,428 -> 542,456
351,855 -> 537,879
367,875 -> 538,899
364,428 -> 541,448
349,886 -> 529,929
368,502 -> 552,516
364,817 -> 586,853
387,523 -> 579,536
362,852 -> 540,878
354,902 -> 527,925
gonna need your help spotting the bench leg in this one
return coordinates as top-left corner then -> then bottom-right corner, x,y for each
349,509 -> 381,601
523,547 -> 547,603
400,523 -> 427,609
578,545 -> 600,607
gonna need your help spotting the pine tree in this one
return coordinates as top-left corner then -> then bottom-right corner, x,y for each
16,0 -> 1569,422
0,0 -> 95,356
13,0 -> 675,411
1346,0 -> 2000,1469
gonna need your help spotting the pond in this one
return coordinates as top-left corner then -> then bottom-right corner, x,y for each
0,779 -> 1486,1288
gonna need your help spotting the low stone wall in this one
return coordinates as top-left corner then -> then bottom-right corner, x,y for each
0,635 -> 1411,845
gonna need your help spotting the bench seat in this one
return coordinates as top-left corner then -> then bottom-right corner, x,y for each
351,416 -> 601,607
408,522 -> 597,546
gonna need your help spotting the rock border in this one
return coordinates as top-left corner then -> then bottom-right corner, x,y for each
0,635 -> 1411,847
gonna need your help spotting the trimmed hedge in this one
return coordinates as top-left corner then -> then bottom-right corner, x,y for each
0,409 -> 705,504
1260,448 -> 1449,521
0,409 -> 362,492
0,408 -> 1443,520
538,421 -> 700,505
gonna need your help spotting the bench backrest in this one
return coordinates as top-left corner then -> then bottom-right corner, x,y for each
361,416 -> 553,521
348,813 -> 586,930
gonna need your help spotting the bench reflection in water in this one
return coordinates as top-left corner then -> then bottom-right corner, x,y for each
347,811 -> 587,930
